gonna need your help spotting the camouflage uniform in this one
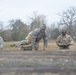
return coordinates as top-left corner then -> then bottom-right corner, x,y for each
13,28 -> 48,50
56,34 -> 73,49
0,37 -> 4,49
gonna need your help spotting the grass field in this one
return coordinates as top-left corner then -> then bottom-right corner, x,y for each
2,41 -> 76,50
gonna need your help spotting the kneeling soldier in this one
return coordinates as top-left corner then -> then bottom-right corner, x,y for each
56,29 -> 74,49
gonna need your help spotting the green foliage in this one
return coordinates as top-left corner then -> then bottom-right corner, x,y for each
11,32 -> 26,41
0,19 -> 29,41
11,32 -> 19,41
9,19 -> 29,41
19,32 -> 26,40
51,28 -> 60,39
0,30 -> 12,41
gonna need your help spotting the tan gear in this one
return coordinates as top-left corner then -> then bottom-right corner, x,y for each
56,34 -> 73,49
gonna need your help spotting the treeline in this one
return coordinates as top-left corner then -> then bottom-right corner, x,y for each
0,7 -> 76,41
46,7 -> 76,40
0,19 -> 30,41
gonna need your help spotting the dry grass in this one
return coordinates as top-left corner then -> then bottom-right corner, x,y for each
1,41 -> 76,50
3,41 -> 20,50
40,42 -> 76,51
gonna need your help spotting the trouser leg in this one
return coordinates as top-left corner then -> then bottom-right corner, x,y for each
0,44 -> 3,49
35,42 -> 39,50
15,40 -> 27,46
14,35 -> 32,47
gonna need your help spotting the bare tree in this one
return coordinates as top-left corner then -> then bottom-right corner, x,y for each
58,7 -> 76,35
29,12 -> 47,30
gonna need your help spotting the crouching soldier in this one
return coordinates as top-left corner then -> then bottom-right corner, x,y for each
11,24 -> 48,51
56,29 -> 73,49
0,36 -> 4,49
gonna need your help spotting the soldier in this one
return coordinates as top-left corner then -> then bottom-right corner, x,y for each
56,29 -> 73,49
0,36 -> 4,49
11,24 -> 48,51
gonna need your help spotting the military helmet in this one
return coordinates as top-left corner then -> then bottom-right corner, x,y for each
61,29 -> 67,33
40,24 -> 46,29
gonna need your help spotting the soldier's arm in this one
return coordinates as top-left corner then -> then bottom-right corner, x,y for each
56,36 -> 61,46
43,32 -> 48,49
31,30 -> 39,50
56,36 -> 65,46
69,36 -> 74,45
0,37 -> 4,45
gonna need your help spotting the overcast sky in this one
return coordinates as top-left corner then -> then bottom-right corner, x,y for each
0,0 -> 76,25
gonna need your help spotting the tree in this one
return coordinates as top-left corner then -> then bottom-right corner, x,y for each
58,7 -> 76,36
29,12 -> 47,30
51,28 -> 60,39
0,30 -> 12,41
73,22 -> 76,40
9,19 -> 29,41
47,23 -> 55,39
47,23 -> 60,39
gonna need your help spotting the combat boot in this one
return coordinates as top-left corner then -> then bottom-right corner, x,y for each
11,44 -> 15,47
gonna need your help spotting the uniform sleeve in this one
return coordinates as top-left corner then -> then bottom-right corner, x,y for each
56,36 -> 62,46
31,29 -> 39,49
43,32 -> 48,48
69,36 -> 74,45
1,37 -> 4,44
0,37 -> 4,48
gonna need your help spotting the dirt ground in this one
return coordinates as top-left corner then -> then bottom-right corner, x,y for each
0,50 -> 76,75
0,41 -> 75,75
